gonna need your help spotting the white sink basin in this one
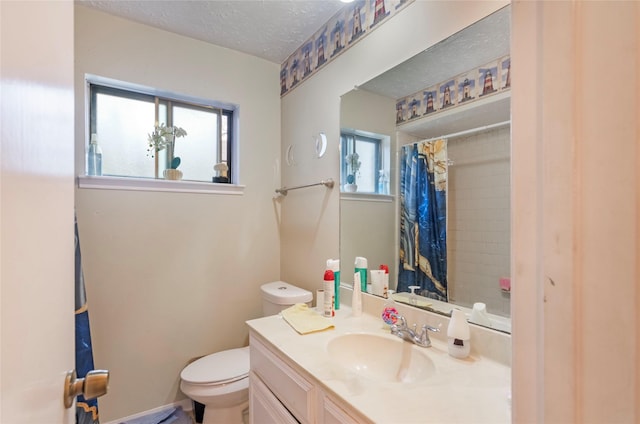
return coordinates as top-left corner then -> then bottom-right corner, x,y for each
326,333 -> 435,383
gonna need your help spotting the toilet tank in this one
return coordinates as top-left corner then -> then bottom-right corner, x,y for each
260,281 -> 312,316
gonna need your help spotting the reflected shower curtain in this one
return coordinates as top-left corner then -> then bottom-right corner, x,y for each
75,215 -> 100,424
397,139 -> 448,301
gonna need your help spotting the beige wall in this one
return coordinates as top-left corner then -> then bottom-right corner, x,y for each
340,88 -> 396,285
74,6 -> 281,421
340,198 -> 396,286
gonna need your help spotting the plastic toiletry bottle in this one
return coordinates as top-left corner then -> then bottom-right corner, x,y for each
447,309 -> 471,358
87,133 -> 103,176
383,171 -> 389,195
323,270 -> 335,317
378,170 -> 385,194
352,272 -> 362,317
354,257 -> 368,293
327,259 -> 340,310
381,289 -> 398,328
379,264 -> 389,298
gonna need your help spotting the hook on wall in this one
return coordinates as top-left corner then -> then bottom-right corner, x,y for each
314,132 -> 327,158
285,144 -> 296,166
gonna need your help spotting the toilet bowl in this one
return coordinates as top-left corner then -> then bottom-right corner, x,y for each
180,347 -> 249,424
179,281 -> 312,424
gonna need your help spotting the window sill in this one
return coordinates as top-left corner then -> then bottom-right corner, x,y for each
77,175 -> 245,195
340,192 -> 394,202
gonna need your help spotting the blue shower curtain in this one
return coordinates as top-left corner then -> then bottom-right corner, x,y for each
397,139 -> 448,301
75,215 -> 99,424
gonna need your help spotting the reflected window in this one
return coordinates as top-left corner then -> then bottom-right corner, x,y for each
341,131 -> 385,193
88,81 -> 234,182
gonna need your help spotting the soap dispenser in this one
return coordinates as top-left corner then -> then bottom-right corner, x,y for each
447,309 -> 471,359
408,285 -> 420,305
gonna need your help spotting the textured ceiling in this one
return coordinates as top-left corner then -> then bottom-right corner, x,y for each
78,1 -> 510,100
77,0 -> 347,64
360,5 -> 510,99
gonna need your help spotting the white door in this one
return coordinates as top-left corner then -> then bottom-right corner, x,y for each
1,1 -> 76,422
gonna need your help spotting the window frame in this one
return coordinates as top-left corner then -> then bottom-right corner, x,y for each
340,129 -> 384,194
81,75 -> 241,194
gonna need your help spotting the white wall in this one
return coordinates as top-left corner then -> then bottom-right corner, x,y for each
448,126 -> 510,316
74,6 -> 281,421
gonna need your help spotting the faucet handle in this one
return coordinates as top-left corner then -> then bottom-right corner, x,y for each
396,314 -> 407,327
389,314 -> 407,334
416,324 -> 440,347
422,324 -> 440,333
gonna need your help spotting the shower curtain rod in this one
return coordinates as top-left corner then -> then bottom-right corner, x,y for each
419,120 -> 511,144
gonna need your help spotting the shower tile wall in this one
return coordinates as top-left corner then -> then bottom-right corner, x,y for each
447,127 -> 510,317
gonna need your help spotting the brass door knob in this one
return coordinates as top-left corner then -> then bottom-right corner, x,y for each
64,369 -> 110,408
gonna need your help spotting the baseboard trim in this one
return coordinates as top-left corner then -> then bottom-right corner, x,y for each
102,398 -> 192,424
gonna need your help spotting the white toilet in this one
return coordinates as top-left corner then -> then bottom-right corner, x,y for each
179,281 -> 312,424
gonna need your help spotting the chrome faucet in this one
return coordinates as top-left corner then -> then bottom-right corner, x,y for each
390,315 -> 439,347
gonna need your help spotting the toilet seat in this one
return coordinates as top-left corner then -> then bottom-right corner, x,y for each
181,346 -> 249,385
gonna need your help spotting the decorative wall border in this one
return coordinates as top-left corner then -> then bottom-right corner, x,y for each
395,55 -> 511,125
280,0 -> 415,97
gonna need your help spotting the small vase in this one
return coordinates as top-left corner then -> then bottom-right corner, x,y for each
344,183 -> 358,192
163,169 -> 183,180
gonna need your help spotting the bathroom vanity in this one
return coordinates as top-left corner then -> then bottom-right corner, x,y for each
246,299 -> 511,423
250,332 -> 369,423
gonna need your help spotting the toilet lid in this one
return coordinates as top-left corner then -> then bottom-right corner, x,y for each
181,346 -> 250,385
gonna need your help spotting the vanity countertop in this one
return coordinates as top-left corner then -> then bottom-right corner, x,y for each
247,305 -> 511,423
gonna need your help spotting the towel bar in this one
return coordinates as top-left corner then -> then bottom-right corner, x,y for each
275,178 -> 334,196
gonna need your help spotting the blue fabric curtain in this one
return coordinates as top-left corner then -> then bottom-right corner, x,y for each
397,139 -> 448,301
75,215 -> 100,424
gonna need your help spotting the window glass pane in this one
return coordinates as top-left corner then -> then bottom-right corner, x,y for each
89,81 -> 234,183
341,134 -> 356,186
95,93 -> 157,178
356,140 -> 376,192
220,114 -> 228,167
172,106 -> 218,182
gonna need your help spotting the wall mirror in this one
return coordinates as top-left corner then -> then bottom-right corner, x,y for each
340,5 -> 511,333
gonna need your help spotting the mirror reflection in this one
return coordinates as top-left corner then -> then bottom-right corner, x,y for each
340,6 -> 511,333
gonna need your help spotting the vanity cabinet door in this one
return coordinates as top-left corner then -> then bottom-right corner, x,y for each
249,371 -> 298,424
250,334 -> 315,423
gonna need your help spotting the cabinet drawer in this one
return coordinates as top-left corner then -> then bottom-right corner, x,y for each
249,372 -> 298,424
250,334 -> 314,423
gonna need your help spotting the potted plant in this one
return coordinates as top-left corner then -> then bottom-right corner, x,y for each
163,157 -> 183,180
147,123 -> 187,178
344,152 -> 361,192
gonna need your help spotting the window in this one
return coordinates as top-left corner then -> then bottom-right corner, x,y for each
341,130 -> 387,194
88,79 -> 234,183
